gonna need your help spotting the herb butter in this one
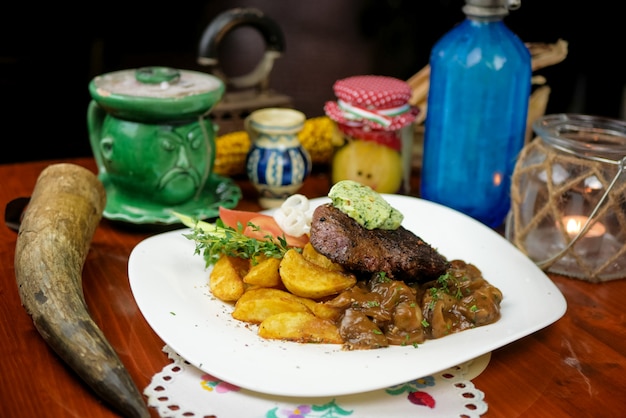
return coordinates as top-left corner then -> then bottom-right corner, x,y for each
328,180 -> 403,230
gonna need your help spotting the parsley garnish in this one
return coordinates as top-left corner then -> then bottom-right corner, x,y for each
373,271 -> 391,283
427,270 -> 469,307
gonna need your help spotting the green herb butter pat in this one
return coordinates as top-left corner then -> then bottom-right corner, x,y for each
328,180 -> 403,230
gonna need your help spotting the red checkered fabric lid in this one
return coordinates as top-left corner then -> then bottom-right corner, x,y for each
324,75 -> 419,131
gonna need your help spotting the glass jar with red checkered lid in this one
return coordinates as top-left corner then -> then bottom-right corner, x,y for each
324,75 -> 419,194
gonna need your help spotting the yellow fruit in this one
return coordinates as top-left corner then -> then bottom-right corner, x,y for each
332,140 -> 403,193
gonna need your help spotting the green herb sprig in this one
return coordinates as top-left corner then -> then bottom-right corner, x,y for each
174,211 -> 292,267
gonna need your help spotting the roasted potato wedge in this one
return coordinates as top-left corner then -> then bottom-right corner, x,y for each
302,242 -> 344,271
243,256 -> 282,287
258,311 -> 343,344
209,255 -> 249,302
233,287 -> 342,323
232,288 -> 311,323
298,298 -> 343,322
279,249 -> 356,299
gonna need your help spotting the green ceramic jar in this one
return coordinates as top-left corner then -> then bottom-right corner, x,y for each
88,66 -> 240,224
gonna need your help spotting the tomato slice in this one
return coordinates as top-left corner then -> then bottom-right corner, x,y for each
219,206 -> 266,230
218,207 -> 309,248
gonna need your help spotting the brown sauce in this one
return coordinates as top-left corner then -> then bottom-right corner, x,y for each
325,259 -> 503,350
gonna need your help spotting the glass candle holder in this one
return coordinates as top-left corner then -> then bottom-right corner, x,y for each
505,114 -> 626,282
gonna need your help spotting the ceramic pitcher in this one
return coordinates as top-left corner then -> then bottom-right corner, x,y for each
245,108 -> 312,208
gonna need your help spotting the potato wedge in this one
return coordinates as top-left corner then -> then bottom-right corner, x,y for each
243,256 -> 282,287
233,288 -> 311,323
234,287 -> 342,323
259,311 -> 343,344
299,298 -> 343,322
279,249 -> 356,299
236,287 -> 300,304
302,242 -> 344,271
209,255 -> 248,302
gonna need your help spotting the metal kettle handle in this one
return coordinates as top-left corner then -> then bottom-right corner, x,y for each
197,7 -> 285,90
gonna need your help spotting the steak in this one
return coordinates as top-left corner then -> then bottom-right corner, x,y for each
309,204 -> 449,283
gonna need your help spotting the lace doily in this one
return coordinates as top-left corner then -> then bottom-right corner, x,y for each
145,345 -> 490,418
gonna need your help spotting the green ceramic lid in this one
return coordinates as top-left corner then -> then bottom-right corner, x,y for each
89,66 -> 225,122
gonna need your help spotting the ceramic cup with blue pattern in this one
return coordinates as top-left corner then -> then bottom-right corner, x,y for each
245,108 -> 312,208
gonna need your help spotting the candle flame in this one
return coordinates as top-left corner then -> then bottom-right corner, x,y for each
566,217 -> 582,235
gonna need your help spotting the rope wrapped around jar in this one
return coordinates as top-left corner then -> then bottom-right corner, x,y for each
507,114 -> 626,282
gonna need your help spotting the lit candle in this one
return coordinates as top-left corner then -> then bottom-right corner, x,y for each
562,215 -> 606,238
560,215 -> 606,256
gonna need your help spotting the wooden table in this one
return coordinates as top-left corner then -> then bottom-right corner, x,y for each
1,157 -> 625,417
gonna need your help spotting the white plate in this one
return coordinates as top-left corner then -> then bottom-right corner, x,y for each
129,195 -> 567,397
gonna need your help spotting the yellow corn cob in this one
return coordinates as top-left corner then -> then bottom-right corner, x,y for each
214,116 -> 337,176
298,116 -> 335,165
214,130 -> 251,176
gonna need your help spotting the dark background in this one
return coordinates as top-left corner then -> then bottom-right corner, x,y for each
1,0 -> 623,164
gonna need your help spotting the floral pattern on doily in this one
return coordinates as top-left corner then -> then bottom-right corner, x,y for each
200,374 -> 240,394
144,345 -> 489,418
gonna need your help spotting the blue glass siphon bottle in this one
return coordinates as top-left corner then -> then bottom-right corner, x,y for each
420,0 -> 531,228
